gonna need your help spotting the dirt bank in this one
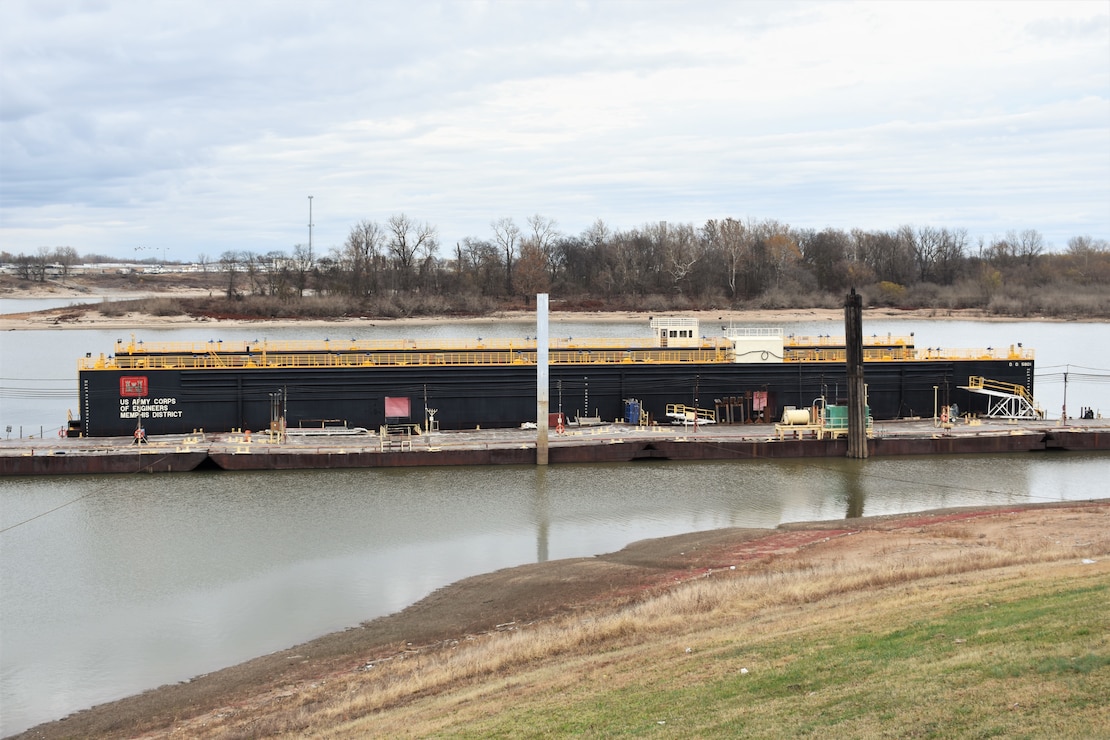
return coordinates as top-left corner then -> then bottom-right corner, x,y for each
0,304 -> 1040,332
15,499 -> 1108,739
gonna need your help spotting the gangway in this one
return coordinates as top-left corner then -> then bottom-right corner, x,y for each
960,376 -> 1045,419
665,403 -> 717,425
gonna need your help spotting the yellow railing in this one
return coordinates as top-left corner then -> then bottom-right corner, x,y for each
965,376 -> 1035,401
80,347 -> 735,371
783,346 -> 1033,363
78,335 -> 1034,371
107,335 -> 732,356
787,334 -> 914,348
665,403 -> 717,423
916,347 -> 1034,361
784,335 -> 1033,362
784,347 -> 917,362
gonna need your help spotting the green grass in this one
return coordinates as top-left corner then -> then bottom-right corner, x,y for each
444,579 -> 1109,739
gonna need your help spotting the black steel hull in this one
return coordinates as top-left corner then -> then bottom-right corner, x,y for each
78,359 -> 1035,437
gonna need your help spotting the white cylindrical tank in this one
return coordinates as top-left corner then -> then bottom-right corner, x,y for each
781,408 -> 811,425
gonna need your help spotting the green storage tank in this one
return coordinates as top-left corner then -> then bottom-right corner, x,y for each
824,404 -> 870,429
824,404 -> 848,430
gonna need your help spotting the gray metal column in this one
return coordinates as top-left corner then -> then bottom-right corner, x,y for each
537,294 -> 549,465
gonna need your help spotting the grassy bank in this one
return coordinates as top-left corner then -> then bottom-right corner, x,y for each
408,568 -> 1107,738
122,505 -> 1107,740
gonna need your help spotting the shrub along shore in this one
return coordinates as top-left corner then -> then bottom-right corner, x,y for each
3,267 -> 1110,327
2,285 -> 1106,334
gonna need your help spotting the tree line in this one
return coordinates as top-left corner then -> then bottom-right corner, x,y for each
2,246 -> 82,281
6,217 -> 1109,316
220,216 -> 1110,314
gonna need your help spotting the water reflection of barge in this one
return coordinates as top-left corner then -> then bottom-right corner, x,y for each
74,318 -> 1035,438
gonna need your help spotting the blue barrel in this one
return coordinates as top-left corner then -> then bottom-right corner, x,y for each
624,399 -> 642,425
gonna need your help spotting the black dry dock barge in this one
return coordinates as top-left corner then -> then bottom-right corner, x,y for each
73,318 -> 1036,438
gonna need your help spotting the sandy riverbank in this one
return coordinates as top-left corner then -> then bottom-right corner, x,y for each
0,303 -> 1042,332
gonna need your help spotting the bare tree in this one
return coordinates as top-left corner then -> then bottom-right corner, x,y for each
31,247 -> 51,282
387,214 -> 438,290
744,219 -> 800,289
1067,235 -> 1108,256
14,253 -> 34,280
570,219 -> 612,293
1062,235 -> 1110,283
451,240 -> 471,292
53,246 -> 79,280
659,222 -> 699,293
515,242 -> 550,298
460,237 -> 503,296
906,225 -> 966,285
583,218 -> 611,250
242,251 -> 265,295
799,227 -> 851,292
614,222 -> 670,295
985,235 -> 1016,267
261,250 -> 294,298
526,214 -> 562,283
935,227 -> 967,285
988,229 -> 1045,270
342,219 -> 385,296
219,250 -> 241,298
702,217 -> 749,298
910,225 -> 936,282
490,217 -> 521,294
290,244 -> 314,297
1013,229 -> 1045,267
853,228 -> 915,285
765,232 -> 801,286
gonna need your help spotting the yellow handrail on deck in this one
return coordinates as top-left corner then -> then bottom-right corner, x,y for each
665,403 -> 716,423
77,336 -> 1034,371
965,376 -> 1034,401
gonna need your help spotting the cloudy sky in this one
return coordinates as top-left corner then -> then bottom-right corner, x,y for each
2,0 -> 1107,262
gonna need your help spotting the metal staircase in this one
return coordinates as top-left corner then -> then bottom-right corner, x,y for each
960,376 -> 1045,419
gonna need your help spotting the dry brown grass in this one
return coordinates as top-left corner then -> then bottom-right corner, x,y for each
141,506 -> 1109,739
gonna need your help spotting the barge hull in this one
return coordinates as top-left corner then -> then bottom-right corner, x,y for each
0,451 -> 209,476
206,430 -> 1063,470
5,425 -> 1105,476
79,359 -> 1033,437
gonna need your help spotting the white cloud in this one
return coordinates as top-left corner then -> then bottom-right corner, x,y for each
1,0 -> 1107,259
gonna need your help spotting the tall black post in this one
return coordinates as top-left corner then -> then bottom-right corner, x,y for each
845,288 -> 868,459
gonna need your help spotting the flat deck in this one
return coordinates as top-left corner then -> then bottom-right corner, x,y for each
2,418 -> 1107,475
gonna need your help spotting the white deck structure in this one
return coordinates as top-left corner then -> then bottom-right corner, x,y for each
959,376 -> 1044,419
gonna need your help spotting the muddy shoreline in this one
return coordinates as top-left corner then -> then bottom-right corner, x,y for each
0,302 -> 1068,332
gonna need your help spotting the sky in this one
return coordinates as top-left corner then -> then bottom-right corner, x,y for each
1,0 -> 1108,263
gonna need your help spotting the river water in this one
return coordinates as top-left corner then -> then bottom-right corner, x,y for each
1,311 -> 1109,735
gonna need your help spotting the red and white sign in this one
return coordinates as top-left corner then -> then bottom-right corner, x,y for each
120,376 -> 149,397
